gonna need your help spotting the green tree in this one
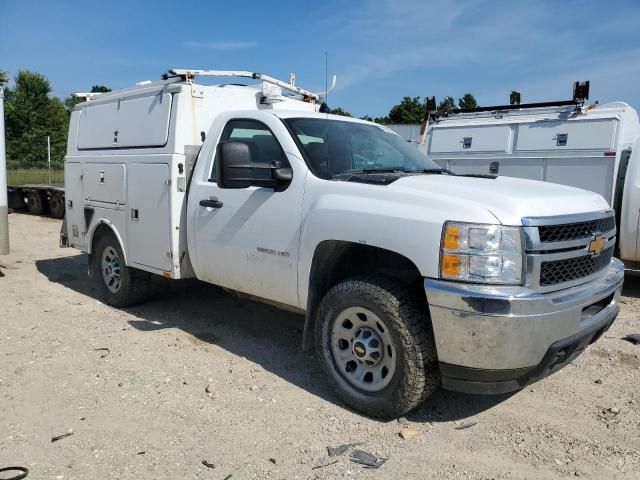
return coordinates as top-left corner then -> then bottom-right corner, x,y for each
0,70 -> 8,87
438,96 -> 456,113
330,106 -> 352,117
64,84 -> 112,112
387,96 -> 424,124
360,114 -> 373,122
90,85 -> 111,93
4,70 -> 69,169
458,93 -> 478,109
373,116 -> 390,124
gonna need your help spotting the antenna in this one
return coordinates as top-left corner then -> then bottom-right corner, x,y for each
325,52 -> 328,107
318,52 -> 331,113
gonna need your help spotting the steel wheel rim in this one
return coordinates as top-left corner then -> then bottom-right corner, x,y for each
330,306 -> 397,392
101,246 -> 122,293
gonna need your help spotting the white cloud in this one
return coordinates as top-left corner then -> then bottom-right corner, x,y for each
476,49 -> 640,108
319,0 -> 640,115
323,0 -> 535,89
183,40 -> 258,50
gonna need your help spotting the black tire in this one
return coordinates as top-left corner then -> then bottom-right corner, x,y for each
8,189 -> 25,210
315,275 -> 439,419
49,193 -> 65,219
27,190 -> 45,215
91,233 -> 151,307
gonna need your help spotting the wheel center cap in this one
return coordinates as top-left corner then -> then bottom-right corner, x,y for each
353,342 -> 366,358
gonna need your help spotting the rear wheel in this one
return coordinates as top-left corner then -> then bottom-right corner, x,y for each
8,190 -> 25,210
91,233 -> 151,307
27,190 -> 45,215
48,193 -> 65,218
315,275 -> 440,419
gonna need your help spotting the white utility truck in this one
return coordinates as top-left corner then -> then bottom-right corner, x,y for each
62,69 -> 623,418
420,89 -> 640,268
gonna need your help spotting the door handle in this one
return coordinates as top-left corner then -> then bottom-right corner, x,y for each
199,197 -> 223,209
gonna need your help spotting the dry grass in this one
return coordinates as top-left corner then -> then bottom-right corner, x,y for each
7,169 -> 64,185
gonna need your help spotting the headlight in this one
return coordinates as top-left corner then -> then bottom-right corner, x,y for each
440,222 -> 523,284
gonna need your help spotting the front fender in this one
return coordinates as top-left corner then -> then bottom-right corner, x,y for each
296,177 -> 498,308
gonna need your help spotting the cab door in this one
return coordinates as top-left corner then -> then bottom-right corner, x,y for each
187,113 -> 306,307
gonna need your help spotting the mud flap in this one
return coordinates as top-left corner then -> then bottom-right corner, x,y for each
59,217 -> 69,247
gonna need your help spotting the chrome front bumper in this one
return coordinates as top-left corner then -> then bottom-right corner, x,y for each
424,258 -> 624,393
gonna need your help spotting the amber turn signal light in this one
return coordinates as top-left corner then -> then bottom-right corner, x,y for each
443,225 -> 460,250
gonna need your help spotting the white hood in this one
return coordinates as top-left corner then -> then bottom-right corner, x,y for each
388,174 -> 610,225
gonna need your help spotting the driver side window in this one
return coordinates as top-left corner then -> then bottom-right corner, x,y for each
212,119 -> 289,180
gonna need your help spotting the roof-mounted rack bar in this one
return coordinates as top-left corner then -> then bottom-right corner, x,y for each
428,80 -> 590,119
415,80 -> 591,143
440,99 -> 579,116
166,68 -> 336,102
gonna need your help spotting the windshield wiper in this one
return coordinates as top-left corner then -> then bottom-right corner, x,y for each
334,167 -> 455,178
420,168 -> 455,175
361,167 -> 406,173
422,168 -> 497,179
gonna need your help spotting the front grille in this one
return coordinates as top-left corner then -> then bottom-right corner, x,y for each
538,217 -> 616,243
539,246 -> 614,286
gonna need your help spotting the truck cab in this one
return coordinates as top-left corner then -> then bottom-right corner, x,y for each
63,70 -> 624,419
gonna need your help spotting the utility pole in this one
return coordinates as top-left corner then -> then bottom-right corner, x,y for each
0,86 -> 9,254
47,135 -> 51,184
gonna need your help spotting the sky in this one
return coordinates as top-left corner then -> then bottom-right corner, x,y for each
1,0 -> 639,118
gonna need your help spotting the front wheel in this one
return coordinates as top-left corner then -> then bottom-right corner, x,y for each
315,275 -> 440,419
91,233 -> 151,307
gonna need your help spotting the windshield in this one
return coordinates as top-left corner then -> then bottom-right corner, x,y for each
284,118 -> 441,179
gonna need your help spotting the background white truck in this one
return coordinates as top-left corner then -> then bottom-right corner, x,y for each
402,90 -> 640,268
62,69 -> 623,418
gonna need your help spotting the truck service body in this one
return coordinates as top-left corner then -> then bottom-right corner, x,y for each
62,71 -> 623,418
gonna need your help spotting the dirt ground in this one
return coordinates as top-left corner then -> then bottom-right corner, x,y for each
1,213 -> 639,480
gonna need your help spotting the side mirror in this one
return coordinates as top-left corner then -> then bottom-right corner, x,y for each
216,141 -> 254,189
216,141 -> 293,190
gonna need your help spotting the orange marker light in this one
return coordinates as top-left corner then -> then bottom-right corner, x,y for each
442,254 -> 460,277
444,226 -> 460,250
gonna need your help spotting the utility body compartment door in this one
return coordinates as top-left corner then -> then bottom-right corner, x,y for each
127,163 -> 172,272
82,163 -> 126,204
77,92 -> 172,150
545,156 -> 615,203
515,118 -> 617,151
428,125 -> 512,153
64,162 -> 85,248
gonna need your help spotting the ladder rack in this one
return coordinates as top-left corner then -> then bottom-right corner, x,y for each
167,68 -> 336,102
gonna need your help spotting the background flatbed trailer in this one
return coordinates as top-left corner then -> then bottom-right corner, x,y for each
7,183 -> 65,218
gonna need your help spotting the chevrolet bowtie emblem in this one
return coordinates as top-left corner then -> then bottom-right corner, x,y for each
588,235 -> 606,256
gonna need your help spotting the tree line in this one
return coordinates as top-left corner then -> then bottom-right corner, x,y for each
332,93 -> 479,123
0,68 -> 478,170
0,70 -> 110,170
